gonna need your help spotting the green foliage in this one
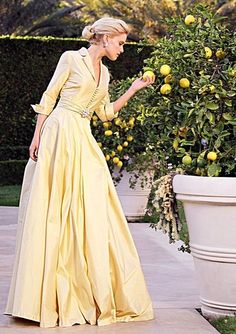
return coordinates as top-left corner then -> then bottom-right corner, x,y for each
0,185 -> 21,206
210,316 -> 236,334
134,4 -> 236,177
0,160 -> 27,185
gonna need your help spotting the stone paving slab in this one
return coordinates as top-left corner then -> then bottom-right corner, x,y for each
0,207 -> 219,333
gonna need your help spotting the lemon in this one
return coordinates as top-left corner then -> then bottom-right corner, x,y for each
173,138 -> 179,150
142,70 -> 155,81
207,151 -> 217,161
205,47 -> 212,59
164,74 -> 173,84
114,118 -> 121,126
184,15 -> 195,25
117,145 -> 123,151
209,85 -> 215,93
216,48 -> 226,59
129,116 -> 135,122
160,84 -> 171,95
182,155 -> 192,165
92,115 -> 98,121
113,157 -> 119,164
105,154 -> 110,161
92,121 -> 97,127
123,141 -> 129,147
105,130 -> 113,136
117,160 -> 123,168
179,78 -> 190,88
103,122 -> 109,129
127,135 -> 134,142
160,65 -> 171,76
97,142 -> 102,148
128,119 -> 134,126
111,151 -> 116,157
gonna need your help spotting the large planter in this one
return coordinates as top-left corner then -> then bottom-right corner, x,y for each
113,168 -> 153,221
173,175 -> 236,319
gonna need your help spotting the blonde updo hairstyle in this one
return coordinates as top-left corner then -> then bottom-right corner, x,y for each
82,17 -> 130,44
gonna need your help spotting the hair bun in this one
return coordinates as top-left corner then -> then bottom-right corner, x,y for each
82,25 -> 95,40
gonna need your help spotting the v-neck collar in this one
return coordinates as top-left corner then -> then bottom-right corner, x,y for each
78,47 -> 103,88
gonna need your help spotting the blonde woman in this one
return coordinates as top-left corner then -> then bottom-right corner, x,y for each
4,17 -> 155,327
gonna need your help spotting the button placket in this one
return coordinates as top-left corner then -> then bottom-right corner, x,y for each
81,88 -> 98,119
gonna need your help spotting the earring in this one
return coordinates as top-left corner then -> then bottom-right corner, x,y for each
103,42 -> 108,48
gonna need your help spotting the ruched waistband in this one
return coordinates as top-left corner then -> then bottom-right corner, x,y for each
57,101 -> 93,120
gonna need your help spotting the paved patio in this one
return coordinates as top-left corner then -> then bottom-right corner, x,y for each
0,207 -> 219,333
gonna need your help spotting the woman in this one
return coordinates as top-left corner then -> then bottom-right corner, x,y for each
4,17 -> 155,327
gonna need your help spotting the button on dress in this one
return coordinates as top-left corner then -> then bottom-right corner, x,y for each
4,47 -> 154,327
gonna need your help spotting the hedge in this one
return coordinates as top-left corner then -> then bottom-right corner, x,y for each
0,36 -> 153,147
0,160 -> 27,185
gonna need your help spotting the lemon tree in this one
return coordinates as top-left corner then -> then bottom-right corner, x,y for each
138,4 -> 236,178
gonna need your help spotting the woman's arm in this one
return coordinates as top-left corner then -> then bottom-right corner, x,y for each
29,114 -> 47,161
113,76 -> 155,114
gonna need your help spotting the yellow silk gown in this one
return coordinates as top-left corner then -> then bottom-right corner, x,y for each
4,47 -> 154,327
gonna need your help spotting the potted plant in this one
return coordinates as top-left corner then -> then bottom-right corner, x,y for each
127,4 -> 236,319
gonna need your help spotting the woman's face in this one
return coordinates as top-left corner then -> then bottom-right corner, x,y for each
104,33 -> 127,61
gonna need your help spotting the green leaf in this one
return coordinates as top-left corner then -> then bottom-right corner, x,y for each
223,113 -> 233,120
206,102 -> 219,110
207,163 -> 222,177
225,100 -> 233,107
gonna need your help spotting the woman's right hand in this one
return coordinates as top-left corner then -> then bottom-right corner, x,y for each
29,135 -> 40,161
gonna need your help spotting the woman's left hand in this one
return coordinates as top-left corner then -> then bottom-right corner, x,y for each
130,76 -> 155,93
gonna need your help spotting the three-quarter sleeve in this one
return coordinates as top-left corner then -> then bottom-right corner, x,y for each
31,51 -> 71,116
95,92 -> 118,122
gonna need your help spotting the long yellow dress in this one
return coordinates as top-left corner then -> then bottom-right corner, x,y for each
4,47 -> 154,327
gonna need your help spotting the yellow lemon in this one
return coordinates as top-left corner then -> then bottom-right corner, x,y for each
123,141 -> 129,147
184,15 -> 196,25
209,85 -> 216,93
117,160 -> 123,168
216,48 -> 226,59
105,154 -> 110,161
113,157 -> 120,164
92,115 -> 98,121
114,118 -> 121,126
103,122 -> 109,129
142,70 -> 155,81
160,84 -> 172,95
207,151 -> 217,161
164,74 -> 173,84
129,116 -> 135,122
117,145 -> 123,151
173,138 -> 179,150
128,119 -> 134,126
111,151 -> 116,157
179,78 -> 190,88
182,155 -> 192,165
97,142 -> 102,148
92,121 -> 97,127
105,130 -> 113,136
127,135 -> 134,142
205,47 -> 212,59
160,65 -> 171,76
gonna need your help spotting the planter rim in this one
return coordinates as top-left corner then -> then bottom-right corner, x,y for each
173,174 -> 236,197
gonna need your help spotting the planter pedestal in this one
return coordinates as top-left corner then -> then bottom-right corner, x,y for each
113,168 -> 153,221
173,175 -> 236,319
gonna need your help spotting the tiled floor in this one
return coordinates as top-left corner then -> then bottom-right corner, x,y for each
0,207 -> 219,333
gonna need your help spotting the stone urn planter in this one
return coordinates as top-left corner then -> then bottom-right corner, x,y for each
113,168 -> 154,221
173,174 -> 236,319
